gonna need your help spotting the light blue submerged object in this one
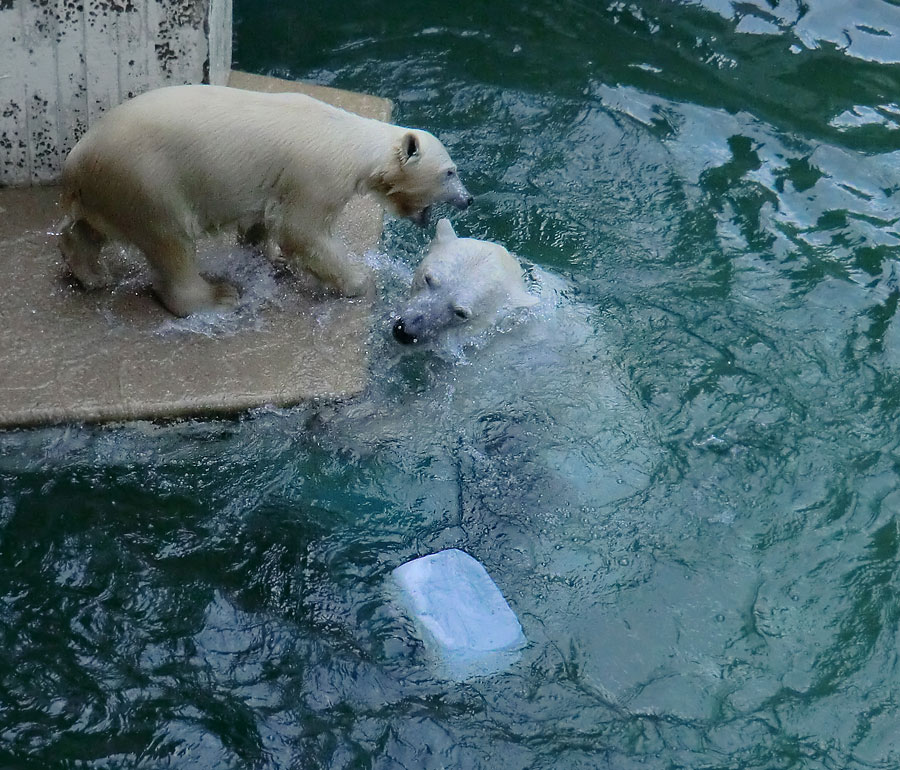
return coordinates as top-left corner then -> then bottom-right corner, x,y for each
391,549 -> 527,681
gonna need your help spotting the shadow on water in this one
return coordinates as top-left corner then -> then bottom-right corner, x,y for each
3,0 -> 900,767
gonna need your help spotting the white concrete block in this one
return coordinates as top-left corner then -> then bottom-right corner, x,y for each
391,549 -> 527,681
0,0 -> 233,186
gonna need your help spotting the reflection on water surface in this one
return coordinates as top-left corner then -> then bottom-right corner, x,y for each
3,1 -> 900,767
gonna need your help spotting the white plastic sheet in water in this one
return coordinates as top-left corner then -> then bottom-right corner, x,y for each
392,549 -> 526,681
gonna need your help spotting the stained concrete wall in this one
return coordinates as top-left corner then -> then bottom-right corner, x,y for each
0,0 -> 232,186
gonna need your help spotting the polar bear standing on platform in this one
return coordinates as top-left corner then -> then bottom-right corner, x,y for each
392,219 -> 538,345
59,85 -> 472,317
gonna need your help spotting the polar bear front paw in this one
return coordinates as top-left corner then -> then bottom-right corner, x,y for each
212,280 -> 240,308
336,269 -> 375,299
156,276 -> 240,317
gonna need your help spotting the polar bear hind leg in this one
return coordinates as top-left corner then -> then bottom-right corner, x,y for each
59,218 -> 111,289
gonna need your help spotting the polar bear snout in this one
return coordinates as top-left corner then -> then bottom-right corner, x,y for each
445,176 -> 473,210
404,178 -> 472,227
392,318 -> 420,345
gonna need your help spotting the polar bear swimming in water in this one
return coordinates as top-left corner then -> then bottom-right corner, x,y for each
59,85 -> 472,317
392,219 -> 538,345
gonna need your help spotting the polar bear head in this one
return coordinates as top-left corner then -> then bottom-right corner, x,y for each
392,219 -> 538,344
376,131 -> 473,226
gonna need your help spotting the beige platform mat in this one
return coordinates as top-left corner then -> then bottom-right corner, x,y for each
0,73 -> 392,428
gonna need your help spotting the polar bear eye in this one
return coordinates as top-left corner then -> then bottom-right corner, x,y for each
446,169 -> 456,178
424,274 -> 439,289
453,306 -> 471,320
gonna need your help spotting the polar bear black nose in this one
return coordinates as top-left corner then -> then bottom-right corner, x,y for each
393,319 -> 418,344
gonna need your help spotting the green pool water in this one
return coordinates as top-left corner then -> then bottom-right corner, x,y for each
4,1 -> 900,767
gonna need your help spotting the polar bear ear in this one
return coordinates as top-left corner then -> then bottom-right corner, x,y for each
435,218 -> 457,242
400,132 -> 420,164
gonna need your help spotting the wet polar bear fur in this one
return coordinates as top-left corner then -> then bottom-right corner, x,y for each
393,219 -> 538,345
59,84 -> 472,317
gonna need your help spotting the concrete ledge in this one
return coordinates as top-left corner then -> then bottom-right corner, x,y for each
0,74 -> 392,429
227,71 -> 391,120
